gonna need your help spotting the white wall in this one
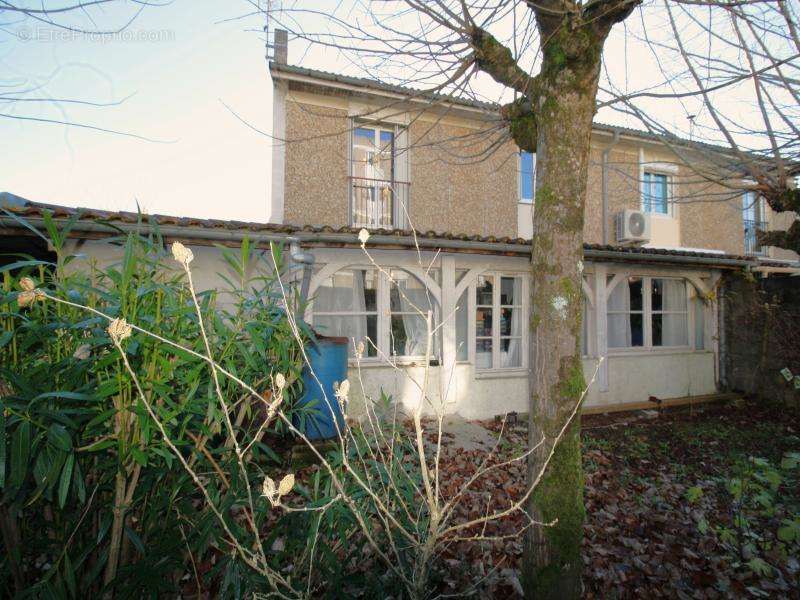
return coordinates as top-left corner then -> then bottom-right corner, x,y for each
61,236 -> 722,421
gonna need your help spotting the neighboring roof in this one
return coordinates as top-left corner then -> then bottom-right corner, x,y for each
2,197 -> 787,270
270,62 -> 748,158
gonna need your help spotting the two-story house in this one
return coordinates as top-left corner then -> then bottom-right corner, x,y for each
3,43 -> 797,421
265,47 -> 798,419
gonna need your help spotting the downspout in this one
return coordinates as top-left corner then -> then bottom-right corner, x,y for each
288,236 -> 315,318
602,129 -> 621,245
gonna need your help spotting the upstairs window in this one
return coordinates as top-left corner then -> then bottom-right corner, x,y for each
519,151 -> 536,204
743,191 -> 765,255
349,123 -> 409,230
641,172 -> 670,215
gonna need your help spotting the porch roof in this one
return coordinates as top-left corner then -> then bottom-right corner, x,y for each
3,197 -> 788,271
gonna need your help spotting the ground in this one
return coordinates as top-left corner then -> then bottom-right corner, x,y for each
431,400 -> 800,598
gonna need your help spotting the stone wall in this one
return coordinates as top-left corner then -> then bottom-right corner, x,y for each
723,273 -> 800,404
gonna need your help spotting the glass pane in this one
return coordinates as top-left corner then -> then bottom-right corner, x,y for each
390,270 -> 433,314
476,275 -> 493,305
630,313 -> 644,346
352,127 -> 376,179
653,313 -> 688,347
456,289 -> 468,361
376,130 -> 394,181
500,307 -> 522,336
390,314 -> 432,357
694,296 -> 704,349
500,338 -> 521,368
476,307 -> 493,336
500,277 -> 520,305
608,312 -> 643,348
476,338 -> 492,369
313,315 -> 378,357
662,279 -> 687,311
520,151 -> 534,202
628,277 -> 643,311
315,269 -> 377,312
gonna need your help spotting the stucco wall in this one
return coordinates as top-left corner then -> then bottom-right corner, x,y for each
277,85 -> 793,259
283,100 -> 349,228
407,120 -> 518,237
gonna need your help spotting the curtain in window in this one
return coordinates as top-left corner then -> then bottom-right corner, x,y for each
455,289 -> 468,361
313,270 -> 372,355
500,277 -> 523,368
660,279 -> 688,346
391,273 -> 431,357
607,279 -> 632,348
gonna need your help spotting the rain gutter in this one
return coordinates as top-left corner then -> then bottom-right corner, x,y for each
1,213 -> 755,269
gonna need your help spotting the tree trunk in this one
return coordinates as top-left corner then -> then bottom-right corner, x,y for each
518,20 -> 609,600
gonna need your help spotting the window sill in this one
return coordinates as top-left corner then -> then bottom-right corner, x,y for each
475,368 -> 528,380
605,347 -> 708,358
348,359 -> 440,369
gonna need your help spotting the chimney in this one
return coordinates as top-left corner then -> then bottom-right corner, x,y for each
274,29 -> 288,64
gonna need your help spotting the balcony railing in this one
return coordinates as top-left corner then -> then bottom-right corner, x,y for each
349,176 -> 410,230
744,218 -> 767,255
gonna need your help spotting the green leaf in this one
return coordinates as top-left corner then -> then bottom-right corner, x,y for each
9,420 -> 31,492
0,330 -> 12,349
48,424 -> 73,452
777,519 -> 800,543
58,453 -> 75,509
746,557 -> 772,576
130,448 -> 148,467
124,525 -> 146,555
686,486 -> 703,503
0,404 -> 6,488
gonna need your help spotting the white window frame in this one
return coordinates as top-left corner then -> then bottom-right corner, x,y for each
472,272 -> 527,371
641,171 -> 673,216
606,275 -> 692,353
518,151 -> 536,204
311,266 -> 440,364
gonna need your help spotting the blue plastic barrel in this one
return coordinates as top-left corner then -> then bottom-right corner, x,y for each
293,335 -> 348,440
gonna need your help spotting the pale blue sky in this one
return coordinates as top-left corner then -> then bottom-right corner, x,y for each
2,1 -> 276,221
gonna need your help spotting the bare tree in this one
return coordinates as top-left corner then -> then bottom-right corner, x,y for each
258,1 -> 799,597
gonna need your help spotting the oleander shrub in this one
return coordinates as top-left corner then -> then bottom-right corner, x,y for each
0,218 -> 309,598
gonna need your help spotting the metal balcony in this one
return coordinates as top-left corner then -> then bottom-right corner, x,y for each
349,177 -> 409,230
744,219 -> 766,255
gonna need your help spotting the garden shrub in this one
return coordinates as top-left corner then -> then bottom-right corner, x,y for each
0,221 -> 308,598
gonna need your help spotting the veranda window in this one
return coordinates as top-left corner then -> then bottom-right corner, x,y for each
312,269 -> 379,357
475,274 -> 523,370
607,276 -> 689,349
312,267 -> 439,360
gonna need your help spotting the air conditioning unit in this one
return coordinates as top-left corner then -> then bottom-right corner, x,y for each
615,209 -> 651,244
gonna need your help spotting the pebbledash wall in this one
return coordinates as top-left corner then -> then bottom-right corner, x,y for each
271,66 -> 798,262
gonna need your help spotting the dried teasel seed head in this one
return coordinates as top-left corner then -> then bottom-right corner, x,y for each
171,241 -> 194,266
358,228 -> 370,245
17,291 -> 37,308
73,344 -> 91,361
19,277 -> 36,292
334,379 -> 350,402
356,340 -> 365,358
262,476 -> 276,499
277,473 -> 295,497
275,372 -> 286,390
107,318 -> 132,342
